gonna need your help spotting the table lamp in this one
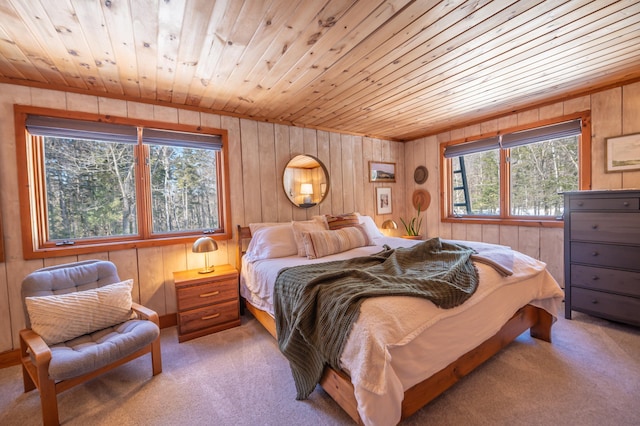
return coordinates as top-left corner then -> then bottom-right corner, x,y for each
381,219 -> 398,236
300,183 -> 314,204
192,236 -> 218,274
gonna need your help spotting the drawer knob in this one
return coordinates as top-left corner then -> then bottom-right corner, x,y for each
591,275 -> 599,280
202,313 -> 221,320
577,201 -> 584,206
591,251 -> 599,256
623,201 -> 629,207
591,299 -> 598,304
200,291 -> 220,298
591,224 -> 598,230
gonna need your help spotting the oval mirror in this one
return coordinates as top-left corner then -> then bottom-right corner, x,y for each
283,154 -> 330,208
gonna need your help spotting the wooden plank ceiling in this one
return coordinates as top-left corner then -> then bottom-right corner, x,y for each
0,0 -> 639,141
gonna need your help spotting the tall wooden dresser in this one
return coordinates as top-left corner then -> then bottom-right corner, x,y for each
564,190 -> 640,327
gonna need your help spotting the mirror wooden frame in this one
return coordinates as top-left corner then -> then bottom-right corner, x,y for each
283,154 -> 330,209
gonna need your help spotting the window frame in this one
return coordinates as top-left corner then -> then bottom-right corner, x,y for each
440,111 -> 591,227
15,105 -> 232,259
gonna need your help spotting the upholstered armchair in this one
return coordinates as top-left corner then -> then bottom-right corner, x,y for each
19,260 -> 162,426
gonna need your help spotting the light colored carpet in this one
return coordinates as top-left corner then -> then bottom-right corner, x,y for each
1,308 -> 639,426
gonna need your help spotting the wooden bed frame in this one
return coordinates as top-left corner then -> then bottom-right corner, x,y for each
236,225 -> 553,424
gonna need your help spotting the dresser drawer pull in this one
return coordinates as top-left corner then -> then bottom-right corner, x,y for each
623,201 -> 629,207
591,275 -> 599,280
200,291 -> 220,298
591,251 -> 599,256
577,201 -> 584,206
202,313 -> 221,320
591,224 -> 598,229
591,299 -> 598,304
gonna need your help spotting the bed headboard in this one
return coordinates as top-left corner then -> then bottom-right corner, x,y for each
236,225 -> 252,270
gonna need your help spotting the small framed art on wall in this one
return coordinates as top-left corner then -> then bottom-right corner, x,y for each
376,187 -> 392,215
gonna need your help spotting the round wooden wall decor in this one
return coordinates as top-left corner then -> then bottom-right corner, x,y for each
413,166 -> 428,184
412,189 -> 431,210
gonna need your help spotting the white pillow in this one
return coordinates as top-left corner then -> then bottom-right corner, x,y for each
249,222 -> 289,235
357,214 -> 385,240
244,224 -> 297,262
292,217 -> 329,256
302,225 -> 371,259
311,215 -> 329,228
25,279 -> 135,345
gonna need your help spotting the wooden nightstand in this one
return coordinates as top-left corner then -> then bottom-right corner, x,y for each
173,264 -> 240,342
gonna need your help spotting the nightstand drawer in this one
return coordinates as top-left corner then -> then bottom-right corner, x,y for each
176,278 -> 238,311
571,265 -> 640,297
570,197 -> 639,211
570,212 -> 640,244
173,264 -> 240,342
178,299 -> 239,334
571,287 -> 640,326
570,242 -> 640,270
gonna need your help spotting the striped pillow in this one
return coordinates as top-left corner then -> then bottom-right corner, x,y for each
302,225 -> 372,259
292,217 -> 329,256
25,279 -> 135,345
325,213 -> 359,230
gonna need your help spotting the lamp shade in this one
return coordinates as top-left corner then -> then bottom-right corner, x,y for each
192,236 -> 218,253
192,237 -> 218,273
300,183 -> 313,195
381,219 -> 398,230
300,183 -> 314,204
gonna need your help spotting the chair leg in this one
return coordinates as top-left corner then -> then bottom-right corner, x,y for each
21,364 -> 36,392
19,336 -> 36,392
151,338 -> 162,375
37,366 -> 59,426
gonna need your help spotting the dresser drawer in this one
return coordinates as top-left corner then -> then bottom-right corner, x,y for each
571,265 -> 640,297
178,299 -> 239,334
176,278 -> 238,311
570,242 -> 640,270
569,197 -> 639,211
571,287 -> 640,326
570,212 -> 640,244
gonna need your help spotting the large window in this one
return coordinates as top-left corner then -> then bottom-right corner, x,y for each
442,113 -> 590,225
16,107 -> 230,258
43,135 -> 138,240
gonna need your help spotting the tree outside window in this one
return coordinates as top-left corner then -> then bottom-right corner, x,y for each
442,114 -> 589,224
16,107 -> 230,259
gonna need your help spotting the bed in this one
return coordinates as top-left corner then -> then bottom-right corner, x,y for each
236,215 -> 564,426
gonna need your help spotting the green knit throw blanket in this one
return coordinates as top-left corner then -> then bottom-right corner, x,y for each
274,237 -> 478,400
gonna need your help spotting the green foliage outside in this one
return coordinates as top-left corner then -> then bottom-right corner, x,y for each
149,145 -> 219,233
45,137 -> 137,240
44,137 -> 219,241
510,138 -> 578,216
452,136 -> 578,216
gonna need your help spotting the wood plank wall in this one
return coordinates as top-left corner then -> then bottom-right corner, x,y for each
0,84 -> 404,352
1,80 -> 638,353
404,81 -> 640,288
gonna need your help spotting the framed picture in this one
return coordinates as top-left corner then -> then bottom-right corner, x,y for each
606,133 -> 640,172
369,161 -> 396,182
376,187 -> 392,215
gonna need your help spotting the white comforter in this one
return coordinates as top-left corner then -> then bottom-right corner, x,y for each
240,237 -> 564,426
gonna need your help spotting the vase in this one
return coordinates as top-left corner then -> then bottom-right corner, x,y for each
401,235 -> 422,240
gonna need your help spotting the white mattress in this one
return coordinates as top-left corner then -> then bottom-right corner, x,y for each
240,237 -> 564,426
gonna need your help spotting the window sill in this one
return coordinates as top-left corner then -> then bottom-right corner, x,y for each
442,216 -> 564,228
23,233 -> 232,260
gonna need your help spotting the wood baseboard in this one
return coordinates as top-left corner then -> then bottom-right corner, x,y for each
159,313 -> 177,329
0,349 -> 20,368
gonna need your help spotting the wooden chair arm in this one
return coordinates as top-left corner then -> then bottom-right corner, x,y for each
19,329 -> 52,366
132,303 -> 160,326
